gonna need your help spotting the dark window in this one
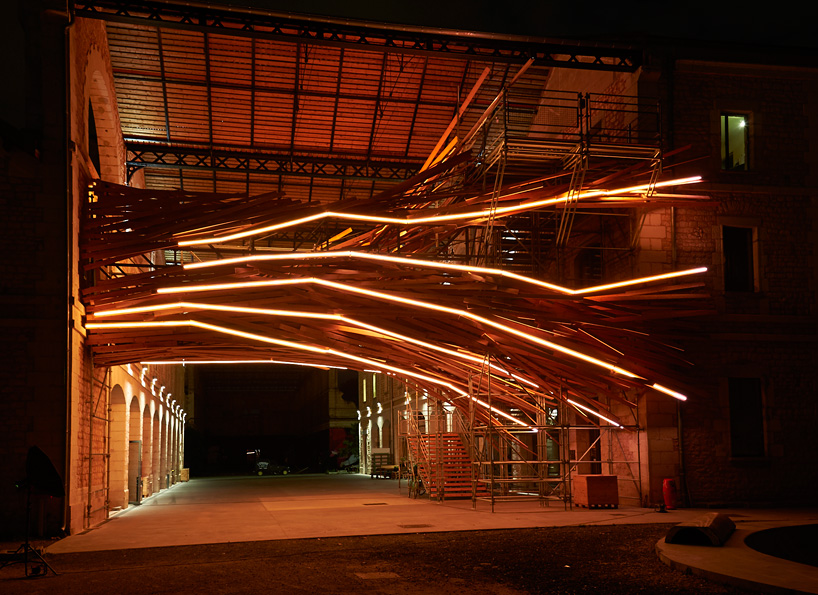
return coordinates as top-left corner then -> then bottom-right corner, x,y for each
728,377 -> 765,458
721,113 -> 748,171
723,226 -> 754,292
88,100 -> 101,176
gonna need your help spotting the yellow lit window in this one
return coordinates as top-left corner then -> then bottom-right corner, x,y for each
721,114 -> 748,171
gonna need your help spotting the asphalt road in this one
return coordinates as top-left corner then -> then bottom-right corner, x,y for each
1,525 -> 753,594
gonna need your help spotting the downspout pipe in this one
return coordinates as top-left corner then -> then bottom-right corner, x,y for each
666,57 -> 689,508
86,356 -> 94,528
63,0 -> 75,536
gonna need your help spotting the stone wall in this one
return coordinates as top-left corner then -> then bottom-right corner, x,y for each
0,2 -> 70,539
640,59 -> 818,506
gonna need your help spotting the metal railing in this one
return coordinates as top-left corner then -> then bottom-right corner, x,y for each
463,88 -> 661,170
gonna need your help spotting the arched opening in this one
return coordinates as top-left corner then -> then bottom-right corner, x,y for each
163,413 -> 171,487
152,409 -> 161,492
142,406 -> 153,496
87,99 -> 101,176
108,385 -> 127,510
168,417 -> 177,484
380,419 -> 390,450
127,397 -> 143,504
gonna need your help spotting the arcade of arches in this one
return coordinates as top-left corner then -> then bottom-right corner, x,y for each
107,367 -> 185,509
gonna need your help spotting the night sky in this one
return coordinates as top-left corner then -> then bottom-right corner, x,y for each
219,1 -> 816,49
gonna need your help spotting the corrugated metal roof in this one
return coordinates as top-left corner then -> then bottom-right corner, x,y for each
105,19 -> 553,201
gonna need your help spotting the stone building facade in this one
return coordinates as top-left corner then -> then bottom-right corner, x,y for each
0,3 -> 815,541
358,54 -> 818,507
1,6 -> 186,538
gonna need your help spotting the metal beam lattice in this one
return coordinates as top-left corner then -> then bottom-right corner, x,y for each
74,0 -> 641,70
126,142 -> 422,181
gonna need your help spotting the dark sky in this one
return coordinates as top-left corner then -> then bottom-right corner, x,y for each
222,1 -> 816,49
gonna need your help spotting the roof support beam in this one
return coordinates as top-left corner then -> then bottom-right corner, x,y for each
126,141 -> 422,181
73,0 -> 641,71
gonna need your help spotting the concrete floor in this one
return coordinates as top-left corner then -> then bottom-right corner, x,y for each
44,474 -> 818,593
47,473 -> 716,552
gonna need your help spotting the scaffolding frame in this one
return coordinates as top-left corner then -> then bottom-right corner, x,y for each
395,354 -> 644,512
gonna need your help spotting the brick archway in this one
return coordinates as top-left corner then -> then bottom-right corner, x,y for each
74,19 -> 127,185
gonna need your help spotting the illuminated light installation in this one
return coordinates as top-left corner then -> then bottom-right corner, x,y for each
156,277 -> 644,380
184,250 -> 708,296
86,320 -> 536,429
651,383 -> 688,402
81,163 -> 712,440
177,176 -> 702,247
95,301 -> 538,386
567,399 -> 623,428
141,359 -> 349,370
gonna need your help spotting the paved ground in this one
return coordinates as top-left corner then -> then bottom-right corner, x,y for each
1,474 -> 816,594
0,526 -> 756,595
46,474 -> 725,552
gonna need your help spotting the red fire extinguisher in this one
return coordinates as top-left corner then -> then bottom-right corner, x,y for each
663,478 -> 678,509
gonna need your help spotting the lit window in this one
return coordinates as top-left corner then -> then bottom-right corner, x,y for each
722,225 -> 755,292
728,377 -> 765,458
721,114 -> 748,171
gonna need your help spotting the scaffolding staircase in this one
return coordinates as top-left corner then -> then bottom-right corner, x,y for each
444,83 -> 664,278
406,432 -> 489,500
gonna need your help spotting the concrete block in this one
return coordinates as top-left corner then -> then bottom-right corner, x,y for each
665,513 -> 736,546
573,475 -> 618,508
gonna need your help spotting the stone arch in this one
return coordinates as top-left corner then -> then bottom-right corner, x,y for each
108,384 -> 128,510
127,396 -> 142,504
76,20 -> 127,185
87,67 -> 126,184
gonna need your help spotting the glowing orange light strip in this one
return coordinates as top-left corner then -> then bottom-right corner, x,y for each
651,383 -> 688,402
177,176 -> 702,247
86,320 -> 533,429
140,359 -> 349,370
567,399 -> 623,428
572,267 -> 709,295
471,396 -> 537,430
92,301 -> 537,389
87,320 -> 329,354
156,278 -> 641,379
93,302 -> 340,320
184,250 -> 707,296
